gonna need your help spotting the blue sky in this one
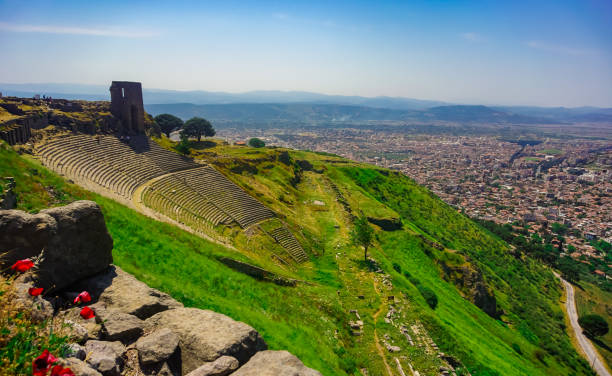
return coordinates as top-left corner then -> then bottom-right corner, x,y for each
0,0 -> 611,106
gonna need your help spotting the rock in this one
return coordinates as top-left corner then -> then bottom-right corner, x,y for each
135,328 -> 179,366
36,201 -> 113,291
58,358 -> 102,376
231,351 -> 321,376
185,356 -> 239,376
85,340 -> 125,376
72,265 -> 182,319
0,209 -> 56,268
65,343 -> 87,360
59,307 -> 103,341
98,310 -> 144,343
144,308 -> 267,374
12,275 -> 54,321
64,319 -> 92,343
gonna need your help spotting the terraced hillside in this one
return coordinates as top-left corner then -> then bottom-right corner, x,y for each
35,133 -> 306,262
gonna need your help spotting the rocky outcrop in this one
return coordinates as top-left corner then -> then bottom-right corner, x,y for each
231,351 -> 322,376
144,308 -> 267,373
71,265 -> 183,319
37,201 -> 113,290
2,201 -> 321,376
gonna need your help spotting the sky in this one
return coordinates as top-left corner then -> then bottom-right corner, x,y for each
0,0 -> 611,107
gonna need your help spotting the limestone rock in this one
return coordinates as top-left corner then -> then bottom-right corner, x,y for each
98,310 -> 144,343
185,356 -> 239,376
12,275 -> 53,321
37,201 -> 113,290
135,328 -> 179,366
85,340 -> 125,376
59,358 -> 102,376
65,343 -> 87,360
72,265 -> 182,319
231,350 -> 322,376
59,306 -> 103,341
0,209 -> 56,268
144,308 -> 267,374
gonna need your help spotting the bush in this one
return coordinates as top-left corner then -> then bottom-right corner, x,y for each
248,138 -> 265,148
418,285 -> 438,310
578,314 -> 609,337
511,343 -> 523,355
392,262 -> 402,273
403,271 -> 420,286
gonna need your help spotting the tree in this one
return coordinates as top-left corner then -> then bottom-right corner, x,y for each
557,257 -> 580,283
175,133 -> 190,155
578,314 -> 609,338
248,138 -> 265,148
351,213 -> 374,261
154,114 -> 184,137
182,117 -> 215,142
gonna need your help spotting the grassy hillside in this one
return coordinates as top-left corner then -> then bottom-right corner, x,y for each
1,138 -> 594,375
575,281 -> 612,368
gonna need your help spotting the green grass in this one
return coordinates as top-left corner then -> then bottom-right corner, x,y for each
538,148 -> 563,155
0,139 -> 595,375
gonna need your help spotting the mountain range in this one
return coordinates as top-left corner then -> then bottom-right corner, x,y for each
1,82 -> 611,124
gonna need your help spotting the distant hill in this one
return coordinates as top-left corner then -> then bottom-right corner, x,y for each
145,103 -> 554,125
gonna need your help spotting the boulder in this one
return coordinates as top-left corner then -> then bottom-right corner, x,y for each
135,328 -> 179,366
231,351 -> 322,376
185,356 -> 239,376
59,306 -> 103,342
85,340 -> 125,376
36,201 -> 113,291
144,308 -> 267,374
98,310 -> 144,343
72,266 -> 182,319
58,358 -> 102,376
0,209 -> 56,268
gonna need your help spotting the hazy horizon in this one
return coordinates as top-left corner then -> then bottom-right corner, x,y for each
1,0 -> 611,107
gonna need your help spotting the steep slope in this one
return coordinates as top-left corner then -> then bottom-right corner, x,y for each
1,137 -> 595,375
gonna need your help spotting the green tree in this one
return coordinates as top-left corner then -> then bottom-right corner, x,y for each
248,138 -> 265,148
154,114 -> 184,137
175,133 -> 191,155
557,257 -> 580,283
351,213 -> 374,261
578,314 -> 609,338
182,117 -> 215,142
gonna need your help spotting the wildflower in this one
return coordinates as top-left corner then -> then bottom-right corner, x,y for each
79,306 -> 95,320
50,365 -> 75,376
11,259 -> 34,272
32,349 -> 57,375
73,291 -> 92,304
28,287 -> 44,296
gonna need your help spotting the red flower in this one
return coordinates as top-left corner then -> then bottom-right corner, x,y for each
50,365 -> 75,376
28,287 -> 44,297
79,306 -> 95,320
73,291 -> 92,304
11,259 -> 34,272
32,349 -> 57,375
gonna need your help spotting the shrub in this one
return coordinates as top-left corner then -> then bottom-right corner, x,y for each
418,285 -> 438,310
578,314 -> 609,338
392,262 -> 401,273
511,343 -> 523,355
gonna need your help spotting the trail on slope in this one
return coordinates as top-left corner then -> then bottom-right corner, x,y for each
555,272 -> 611,376
373,276 -> 394,376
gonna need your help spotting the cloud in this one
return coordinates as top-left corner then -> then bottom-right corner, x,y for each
526,40 -> 594,56
0,22 -> 158,38
460,32 -> 485,42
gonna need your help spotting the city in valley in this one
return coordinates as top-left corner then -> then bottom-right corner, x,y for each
218,127 -> 612,276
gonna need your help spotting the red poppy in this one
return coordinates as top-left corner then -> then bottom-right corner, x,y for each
11,259 -> 34,272
50,365 -> 75,376
28,287 -> 44,297
79,306 -> 95,320
32,349 -> 57,375
73,291 -> 92,304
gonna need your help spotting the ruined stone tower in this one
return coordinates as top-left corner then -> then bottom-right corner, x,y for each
109,81 -> 145,133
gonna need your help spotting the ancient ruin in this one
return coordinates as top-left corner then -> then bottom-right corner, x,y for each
109,81 -> 145,134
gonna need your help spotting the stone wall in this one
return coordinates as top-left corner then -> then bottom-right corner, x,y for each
1,201 -> 321,376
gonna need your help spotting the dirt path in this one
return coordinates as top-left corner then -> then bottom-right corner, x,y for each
555,272 -> 611,376
373,276 -> 394,376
